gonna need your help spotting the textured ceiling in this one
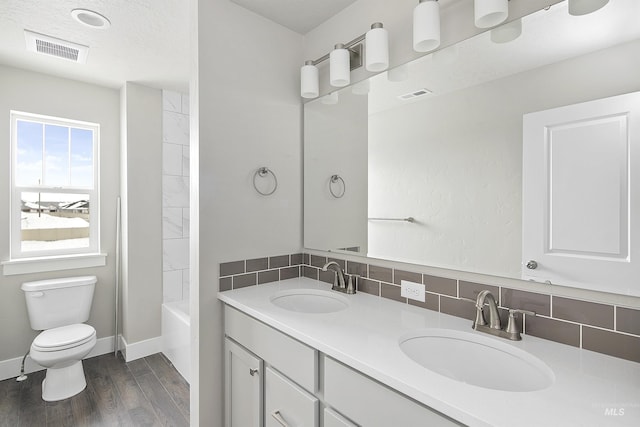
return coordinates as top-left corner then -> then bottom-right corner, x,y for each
0,0 -> 189,91
230,0 -> 358,34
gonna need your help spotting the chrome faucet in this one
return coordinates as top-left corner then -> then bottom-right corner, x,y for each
472,289 -> 535,341
322,261 -> 356,294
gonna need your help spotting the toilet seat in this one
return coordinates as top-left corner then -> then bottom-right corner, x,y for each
32,324 -> 96,352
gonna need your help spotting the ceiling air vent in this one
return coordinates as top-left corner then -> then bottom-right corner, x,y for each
398,88 -> 432,101
24,30 -> 89,64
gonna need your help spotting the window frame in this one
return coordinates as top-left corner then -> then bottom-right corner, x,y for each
9,111 -> 101,260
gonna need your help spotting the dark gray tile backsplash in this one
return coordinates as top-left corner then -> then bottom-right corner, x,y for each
218,252 -> 640,365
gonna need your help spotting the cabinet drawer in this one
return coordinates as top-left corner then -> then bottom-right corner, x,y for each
225,306 -> 317,391
323,408 -> 357,427
266,367 -> 318,427
323,357 -> 462,427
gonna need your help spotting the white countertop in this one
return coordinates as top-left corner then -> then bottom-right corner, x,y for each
218,277 -> 640,427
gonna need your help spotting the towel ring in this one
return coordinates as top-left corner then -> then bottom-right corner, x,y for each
329,174 -> 346,198
253,167 -> 278,196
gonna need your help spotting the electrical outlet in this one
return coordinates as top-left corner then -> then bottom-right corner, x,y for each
401,280 -> 425,302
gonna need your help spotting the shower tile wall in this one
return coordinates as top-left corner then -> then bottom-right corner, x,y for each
162,90 -> 190,303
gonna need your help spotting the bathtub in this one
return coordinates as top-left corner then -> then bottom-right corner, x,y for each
161,300 -> 190,383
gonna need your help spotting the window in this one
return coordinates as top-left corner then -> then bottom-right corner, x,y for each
10,111 -> 100,259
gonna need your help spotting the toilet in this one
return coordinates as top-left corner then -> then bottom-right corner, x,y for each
22,276 -> 97,402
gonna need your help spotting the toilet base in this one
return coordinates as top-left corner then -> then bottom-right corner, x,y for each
41,360 -> 87,402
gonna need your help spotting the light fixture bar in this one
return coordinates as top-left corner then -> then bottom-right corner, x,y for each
308,33 -> 366,69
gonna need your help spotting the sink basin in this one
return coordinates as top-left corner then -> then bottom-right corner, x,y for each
399,329 -> 554,392
270,289 -> 349,314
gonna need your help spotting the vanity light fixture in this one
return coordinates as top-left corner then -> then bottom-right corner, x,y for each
568,0 -> 609,16
365,23 -> 389,72
301,61 -> 319,98
474,0 -> 509,28
320,92 -> 339,105
330,44 -> 351,87
413,0 -> 441,53
71,9 -> 111,29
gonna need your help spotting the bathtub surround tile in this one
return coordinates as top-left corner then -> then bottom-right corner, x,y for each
409,293 -> 439,312
582,327 -> 640,363
393,269 -> 421,286
358,278 -> 380,296
182,269 -> 190,301
422,275 -> 457,297
219,277 -> 232,292
163,239 -> 189,271
346,260 -> 367,277
616,307 -> 640,335
310,255 -> 327,268
163,270 -> 183,303
163,111 -> 190,146
182,146 -> 190,178
381,283 -> 405,303
440,296 -> 476,321
280,266 -> 300,280
501,288 -> 550,317
369,265 -> 392,283
459,281 -> 500,302
220,260 -> 245,276
163,176 -> 190,208
163,143 -> 183,176
182,208 -> 190,238
303,265 -> 318,280
246,257 -> 268,272
233,273 -> 257,289
163,208 -> 183,239
291,253 -> 303,265
525,316 -> 580,347
258,270 -> 279,285
552,297 -> 614,329
162,90 -> 182,113
269,255 -> 290,269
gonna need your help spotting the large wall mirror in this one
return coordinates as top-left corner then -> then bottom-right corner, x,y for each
304,0 -> 640,293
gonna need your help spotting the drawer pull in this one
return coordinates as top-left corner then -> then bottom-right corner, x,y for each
249,368 -> 259,376
271,410 -> 290,427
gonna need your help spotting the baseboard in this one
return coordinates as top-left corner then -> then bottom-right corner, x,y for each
120,336 -> 162,362
0,335 -> 116,381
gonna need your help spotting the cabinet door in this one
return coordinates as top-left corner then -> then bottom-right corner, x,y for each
323,408 -> 357,427
225,338 -> 263,427
522,91 -> 640,296
265,367 -> 318,427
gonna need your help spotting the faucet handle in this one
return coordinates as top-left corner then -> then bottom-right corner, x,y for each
508,308 -> 536,317
505,309 -> 536,339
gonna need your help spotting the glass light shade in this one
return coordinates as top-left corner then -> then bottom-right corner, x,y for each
366,23 -> 389,72
490,19 -> 522,44
475,0 -> 508,28
330,45 -> 350,87
413,0 -> 441,52
300,62 -> 319,98
568,0 -> 609,16
321,92 -> 339,105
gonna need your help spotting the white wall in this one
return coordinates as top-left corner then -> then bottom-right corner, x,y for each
304,89 -> 368,252
0,64 -> 120,362
120,82 -> 163,346
304,0 -> 562,97
193,0 -> 303,425
162,90 -> 191,303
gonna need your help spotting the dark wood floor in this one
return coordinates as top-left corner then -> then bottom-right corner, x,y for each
0,352 -> 189,427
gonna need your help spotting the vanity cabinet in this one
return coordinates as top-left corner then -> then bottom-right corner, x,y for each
224,305 -> 461,427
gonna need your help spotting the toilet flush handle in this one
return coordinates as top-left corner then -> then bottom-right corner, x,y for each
30,292 -> 44,297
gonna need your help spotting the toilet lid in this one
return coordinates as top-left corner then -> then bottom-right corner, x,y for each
32,324 -> 96,352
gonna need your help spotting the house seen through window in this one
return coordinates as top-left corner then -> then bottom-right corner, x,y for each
11,111 -> 99,258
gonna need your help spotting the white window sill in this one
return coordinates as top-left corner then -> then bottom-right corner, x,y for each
2,253 -> 107,276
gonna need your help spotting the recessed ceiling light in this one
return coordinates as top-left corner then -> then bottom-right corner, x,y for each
71,9 -> 111,29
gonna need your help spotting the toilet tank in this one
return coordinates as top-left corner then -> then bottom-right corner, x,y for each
21,276 -> 97,330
